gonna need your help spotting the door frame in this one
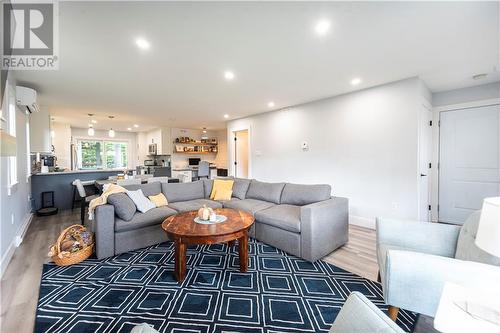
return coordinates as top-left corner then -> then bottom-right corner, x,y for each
430,98 -> 500,222
417,101 -> 433,222
228,124 -> 252,178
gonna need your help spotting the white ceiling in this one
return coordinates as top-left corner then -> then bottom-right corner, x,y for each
14,1 -> 500,131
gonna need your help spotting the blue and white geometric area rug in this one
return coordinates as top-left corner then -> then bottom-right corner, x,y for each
36,239 -> 417,333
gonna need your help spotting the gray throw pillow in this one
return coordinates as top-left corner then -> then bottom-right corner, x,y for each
108,193 -> 136,221
123,182 -> 161,197
232,178 -> 251,200
203,179 -> 214,198
455,210 -> 500,266
280,183 -> 331,206
246,180 -> 286,204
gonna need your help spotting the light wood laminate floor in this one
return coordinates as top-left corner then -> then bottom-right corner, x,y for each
1,211 -> 436,332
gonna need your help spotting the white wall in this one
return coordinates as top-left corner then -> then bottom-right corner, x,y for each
227,77 -> 427,227
0,74 -> 33,276
71,127 -> 139,168
171,127 -> 227,169
432,81 -> 500,107
51,122 -> 71,169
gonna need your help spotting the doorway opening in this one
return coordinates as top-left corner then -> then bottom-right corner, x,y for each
233,129 -> 249,178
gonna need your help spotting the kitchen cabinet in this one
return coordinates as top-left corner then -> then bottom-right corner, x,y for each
143,127 -> 172,155
30,108 -> 52,152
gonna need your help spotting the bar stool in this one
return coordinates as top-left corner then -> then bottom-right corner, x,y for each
71,179 -> 96,209
73,179 -> 99,224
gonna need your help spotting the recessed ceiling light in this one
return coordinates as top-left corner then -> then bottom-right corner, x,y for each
350,78 -> 362,86
133,124 -> 139,128
472,73 -> 488,80
314,20 -> 331,36
127,127 -> 132,131
268,101 -> 275,108
135,38 -> 150,50
224,71 -> 235,81
224,114 -> 229,119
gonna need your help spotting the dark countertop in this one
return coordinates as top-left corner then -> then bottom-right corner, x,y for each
32,169 -> 132,176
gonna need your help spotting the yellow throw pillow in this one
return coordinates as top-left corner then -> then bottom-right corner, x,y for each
213,188 -> 233,201
148,193 -> 168,207
210,179 -> 234,199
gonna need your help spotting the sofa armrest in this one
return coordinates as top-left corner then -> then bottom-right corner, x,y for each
94,204 -> 116,259
376,218 -> 461,258
300,197 -> 348,262
330,291 -> 404,333
384,249 -> 500,317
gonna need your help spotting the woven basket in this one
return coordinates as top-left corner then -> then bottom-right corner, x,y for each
50,224 -> 94,266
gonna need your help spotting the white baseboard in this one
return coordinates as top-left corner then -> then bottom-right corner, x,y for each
349,215 -> 376,230
0,213 -> 33,278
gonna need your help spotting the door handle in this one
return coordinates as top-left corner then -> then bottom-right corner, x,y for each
420,174 -> 427,177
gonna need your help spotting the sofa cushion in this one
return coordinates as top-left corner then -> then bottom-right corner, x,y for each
280,183 -> 331,206
123,182 -> 161,196
149,193 -> 168,207
246,180 -> 285,204
255,204 -> 301,233
233,178 -> 251,200
126,189 -> 156,213
223,198 -> 275,215
203,179 -> 213,198
107,193 -> 136,221
210,179 -> 234,199
168,199 -> 223,213
161,181 -> 204,203
455,210 -> 500,266
115,206 -> 177,232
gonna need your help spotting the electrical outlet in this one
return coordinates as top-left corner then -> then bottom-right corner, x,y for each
11,213 -> 15,225
391,202 -> 399,211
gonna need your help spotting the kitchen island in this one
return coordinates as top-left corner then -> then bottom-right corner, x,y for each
31,170 -> 126,211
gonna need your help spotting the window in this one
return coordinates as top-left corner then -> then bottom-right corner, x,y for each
8,90 -> 17,188
26,118 -> 31,181
77,139 -> 128,169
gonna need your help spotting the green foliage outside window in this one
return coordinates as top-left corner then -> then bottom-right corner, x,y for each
79,140 -> 128,169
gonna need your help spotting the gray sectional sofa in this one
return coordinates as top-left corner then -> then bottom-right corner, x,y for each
89,178 -> 349,262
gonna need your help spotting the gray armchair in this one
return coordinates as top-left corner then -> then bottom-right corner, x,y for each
376,211 -> 500,318
330,292 -> 404,333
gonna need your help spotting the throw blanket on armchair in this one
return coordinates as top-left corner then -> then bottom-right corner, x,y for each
88,184 -> 126,220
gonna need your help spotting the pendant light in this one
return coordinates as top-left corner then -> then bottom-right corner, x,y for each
87,114 -> 95,136
108,116 -> 115,138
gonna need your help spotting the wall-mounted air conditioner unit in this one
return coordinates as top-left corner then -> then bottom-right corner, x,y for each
16,86 -> 40,113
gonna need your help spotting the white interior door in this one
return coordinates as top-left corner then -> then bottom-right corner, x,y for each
418,105 -> 432,221
234,130 -> 249,178
439,104 -> 500,224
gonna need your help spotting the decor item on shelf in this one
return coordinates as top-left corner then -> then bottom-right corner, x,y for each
48,224 -> 94,266
197,204 -> 215,221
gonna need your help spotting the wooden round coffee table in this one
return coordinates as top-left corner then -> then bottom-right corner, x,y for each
162,208 -> 254,282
